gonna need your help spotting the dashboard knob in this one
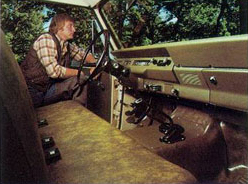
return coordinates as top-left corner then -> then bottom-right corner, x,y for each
171,89 -> 179,97
151,58 -> 158,65
209,76 -> 217,85
112,62 -> 119,69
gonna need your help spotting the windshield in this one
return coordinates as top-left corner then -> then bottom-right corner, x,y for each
103,0 -> 245,48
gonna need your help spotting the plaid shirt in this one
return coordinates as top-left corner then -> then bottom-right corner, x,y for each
33,33 -> 84,78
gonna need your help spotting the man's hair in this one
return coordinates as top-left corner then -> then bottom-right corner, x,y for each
49,13 -> 75,34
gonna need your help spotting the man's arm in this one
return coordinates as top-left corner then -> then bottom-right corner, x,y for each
85,53 -> 96,63
70,43 -> 96,63
35,35 -> 90,79
63,68 -> 81,78
68,44 -> 97,78
35,34 -> 67,78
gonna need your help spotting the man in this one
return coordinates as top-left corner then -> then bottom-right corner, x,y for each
21,13 -> 96,107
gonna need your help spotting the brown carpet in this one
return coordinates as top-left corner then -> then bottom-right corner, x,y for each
37,100 -> 196,184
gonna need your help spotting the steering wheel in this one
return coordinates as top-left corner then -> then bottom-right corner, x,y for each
76,30 -> 110,86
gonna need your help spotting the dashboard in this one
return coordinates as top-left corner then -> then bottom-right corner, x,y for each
112,35 -> 248,112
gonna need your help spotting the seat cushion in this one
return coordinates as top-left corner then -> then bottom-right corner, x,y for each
37,100 -> 196,184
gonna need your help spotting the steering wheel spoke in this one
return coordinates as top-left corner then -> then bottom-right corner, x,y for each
77,30 -> 110,86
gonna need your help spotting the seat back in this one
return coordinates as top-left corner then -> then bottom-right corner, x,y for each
0,29 -> 49,183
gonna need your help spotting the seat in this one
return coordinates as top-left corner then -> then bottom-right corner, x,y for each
0,29 -> 49,183
0,29 -> 196,184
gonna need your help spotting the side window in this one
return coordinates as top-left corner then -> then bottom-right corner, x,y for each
103,0 -> 244,47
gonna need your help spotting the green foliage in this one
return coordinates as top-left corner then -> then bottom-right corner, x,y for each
166,0 -> 240,41
1,0 -> 46,62
105,0 -> 241,47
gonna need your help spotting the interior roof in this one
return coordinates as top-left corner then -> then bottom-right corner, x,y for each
42,0 -> 101,8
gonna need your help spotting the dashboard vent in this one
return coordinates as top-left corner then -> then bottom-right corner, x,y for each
179,73 -> 202,86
